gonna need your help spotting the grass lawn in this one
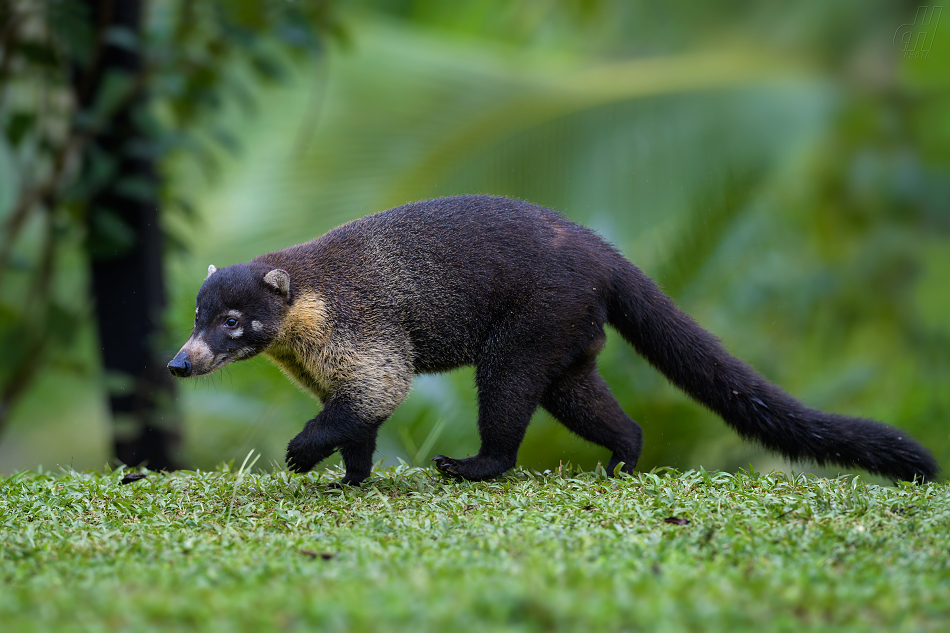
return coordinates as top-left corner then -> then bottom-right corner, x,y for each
1,463 -> 948,632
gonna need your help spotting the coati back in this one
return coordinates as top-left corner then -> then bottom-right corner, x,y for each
168,195 -> 938,485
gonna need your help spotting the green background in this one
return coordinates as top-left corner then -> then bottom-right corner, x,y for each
1,1 -> 947,480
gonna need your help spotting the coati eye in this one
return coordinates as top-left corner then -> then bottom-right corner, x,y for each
224,317 -> 238,328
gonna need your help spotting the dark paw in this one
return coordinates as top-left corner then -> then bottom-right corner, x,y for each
286,435 -> 334,474
607,456 -> 638,478
327,472 -> 369,489
432,455 -> 461,477
285,448 -> 316,474
432,455 -> 511,481
341,472 -> 369,486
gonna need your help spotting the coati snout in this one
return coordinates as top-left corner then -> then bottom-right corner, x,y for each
168,195 -> 938,487
167,352 -> 192,377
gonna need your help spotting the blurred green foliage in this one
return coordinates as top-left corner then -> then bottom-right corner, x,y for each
0,0 -> 338,464
2,1 -> 947,478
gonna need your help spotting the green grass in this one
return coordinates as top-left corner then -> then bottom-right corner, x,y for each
2,463 -> 948,632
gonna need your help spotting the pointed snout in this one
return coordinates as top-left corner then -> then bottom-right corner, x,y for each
167,351 -> 193,378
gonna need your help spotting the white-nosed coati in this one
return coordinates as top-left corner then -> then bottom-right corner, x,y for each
168,195 -> 937,486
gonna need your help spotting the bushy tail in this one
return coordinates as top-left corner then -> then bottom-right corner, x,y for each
607,262 -> 938,482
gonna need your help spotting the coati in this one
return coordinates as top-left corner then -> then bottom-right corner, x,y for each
168,195 -> 938,486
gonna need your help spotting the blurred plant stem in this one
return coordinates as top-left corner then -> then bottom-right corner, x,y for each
72,0 -> 179,468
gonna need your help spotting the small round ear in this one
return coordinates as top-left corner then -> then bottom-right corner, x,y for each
263,268 -> 291,297
206,264 -> 218,279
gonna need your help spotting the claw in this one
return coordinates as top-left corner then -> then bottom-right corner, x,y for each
286,457 -> 310,474
432,455 -> 459,476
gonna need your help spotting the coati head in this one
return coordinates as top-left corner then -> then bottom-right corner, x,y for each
167,263 -> 290,377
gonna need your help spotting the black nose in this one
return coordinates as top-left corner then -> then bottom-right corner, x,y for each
167,352 -> 192,377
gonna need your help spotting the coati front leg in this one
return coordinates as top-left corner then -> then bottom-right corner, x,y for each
286,383 -> 407,486
286,341 -> 414,485
285,395 -> 380,479
337,440 -> 378,486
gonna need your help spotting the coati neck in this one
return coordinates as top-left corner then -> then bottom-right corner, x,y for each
264,292 -> 336,401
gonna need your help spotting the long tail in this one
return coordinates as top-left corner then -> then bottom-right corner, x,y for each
607,261 -> 938,482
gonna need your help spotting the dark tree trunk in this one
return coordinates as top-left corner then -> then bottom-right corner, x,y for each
75,0 -> 181,469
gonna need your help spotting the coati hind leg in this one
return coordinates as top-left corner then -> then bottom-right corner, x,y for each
433,362 -> 545,481
541,365 -> 643,476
